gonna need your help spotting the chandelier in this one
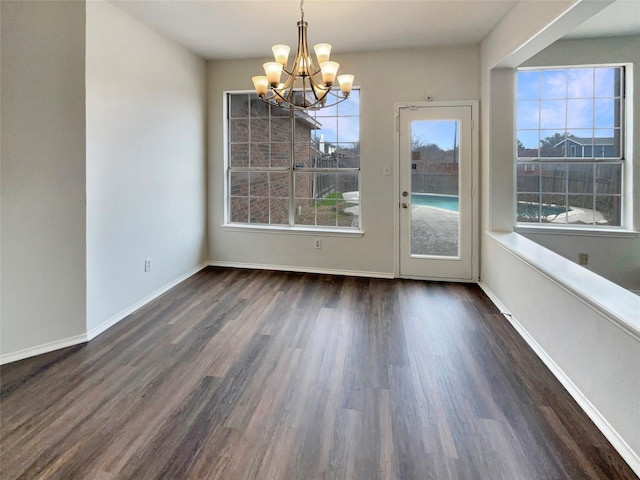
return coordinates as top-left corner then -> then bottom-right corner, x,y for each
251,0 -> 354,111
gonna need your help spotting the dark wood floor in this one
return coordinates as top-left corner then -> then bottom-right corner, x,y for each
1,267 -> 636,480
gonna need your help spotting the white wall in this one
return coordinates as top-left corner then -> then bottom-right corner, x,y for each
208,46 -> 480,275
1,1 -> 87,357
523,230 -> 639,290
86,1 -> 207,334
480,2 -> 640,472
519,35 -> 640,292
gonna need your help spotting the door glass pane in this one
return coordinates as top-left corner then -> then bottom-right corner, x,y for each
410,120 -> 459,257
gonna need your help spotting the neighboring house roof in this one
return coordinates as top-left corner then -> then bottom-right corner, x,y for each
248,98 -> 322,129
293,110 -> 322,130
554,137 -> 614,147
518,148 -> 538,157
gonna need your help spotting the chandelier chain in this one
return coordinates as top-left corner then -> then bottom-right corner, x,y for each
300,0 -> 304,21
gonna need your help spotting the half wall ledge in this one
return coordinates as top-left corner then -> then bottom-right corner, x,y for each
487,231 -> 640,341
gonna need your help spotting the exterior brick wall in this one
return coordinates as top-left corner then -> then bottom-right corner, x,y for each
229,97 -> 314,224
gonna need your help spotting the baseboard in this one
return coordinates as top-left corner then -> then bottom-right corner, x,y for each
478,282 -> 640,477
87,263 -> 208,340
0,333 -> 88,365
208,260 -> 395,279
0,264 -> 208,366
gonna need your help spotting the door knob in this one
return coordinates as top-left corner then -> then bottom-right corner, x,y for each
402,202 -> 409,208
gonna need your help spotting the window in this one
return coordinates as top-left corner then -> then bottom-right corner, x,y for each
226,91 -> 360,230
516,66 -> 626,227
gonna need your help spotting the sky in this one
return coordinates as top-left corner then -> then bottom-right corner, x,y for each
307,93 -> 462,167
411,120 -> 459,151
310,90 -> 360,145
516,67 -> 619,150
309,92 -> 459,150
305,67 -> 620,153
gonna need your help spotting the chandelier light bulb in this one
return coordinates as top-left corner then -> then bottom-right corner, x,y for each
337,74 -> 354,96
252,76 -> 269,97
297,56 -> 310,75
263,62 -> 284,87
320,61 -> 339,87
274,83 -> 287,103
312,82 -> 329,103
313,43 -> 332,64
272,44 -> 290,67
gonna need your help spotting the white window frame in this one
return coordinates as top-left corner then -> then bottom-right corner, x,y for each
515,64 -> 634,233
223,90 -> 362,235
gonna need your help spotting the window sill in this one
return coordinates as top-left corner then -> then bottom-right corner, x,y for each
515,224 -> 638,238
222,223 -> 364,237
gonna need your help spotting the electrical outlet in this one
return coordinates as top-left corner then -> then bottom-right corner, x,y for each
144,258 -> 152,272
314,238 -> 322,249
578,253 -> 589,266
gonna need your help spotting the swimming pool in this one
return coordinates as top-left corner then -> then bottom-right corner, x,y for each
412,193 -> 459,212
412,195 -> 569,217
516,202 -> 568,216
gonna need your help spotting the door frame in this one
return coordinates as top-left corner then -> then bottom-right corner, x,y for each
393,100 -> 480,281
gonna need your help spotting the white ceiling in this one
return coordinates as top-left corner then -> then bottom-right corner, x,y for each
110,0 -> 640,61
564,0 -> 640,39
111,0 -> 518,59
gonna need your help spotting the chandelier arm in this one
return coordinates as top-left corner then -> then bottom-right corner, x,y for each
271,89 -> 287,104
307,73 -> 329,103
281,71 -> 297,91
257,90 -> 349,112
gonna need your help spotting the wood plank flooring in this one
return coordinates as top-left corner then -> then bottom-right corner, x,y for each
1,267 -> 637,479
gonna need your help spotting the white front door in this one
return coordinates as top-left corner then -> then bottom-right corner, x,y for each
398,104 -> 476,281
